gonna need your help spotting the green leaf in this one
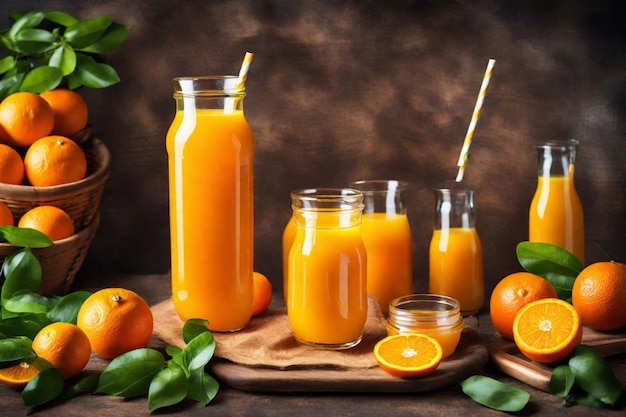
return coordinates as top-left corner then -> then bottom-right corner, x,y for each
0,225 -> 53,248
1,248 -> 42,306
568,345 -> 623,406
97,348 -> 166,398
20,65 -> 64,93
73,53 -> 120,88
79,22 -> 130,53
13,28 -> 56,55
550,364 -> 575,398
22,366 -> 64,407
460,375 -> 530,412
59,373 -> 100,401
44,11 -> 79,27
0,56 -> 15,75
65,16 -> 113,49
8,12 -> 45,40
183,331 -> 215,372
46,291 -> 91,323
183,318 -> 210,343
48,43 -> 77,76
187,368 -> 219,404
0,313 -> 51,339
516,241 -> 583,299
148,364 -> 189,413
0,336 -> 34,362
4,291 -> 57,314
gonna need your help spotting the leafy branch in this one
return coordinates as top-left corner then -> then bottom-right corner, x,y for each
0,10 -> 130,100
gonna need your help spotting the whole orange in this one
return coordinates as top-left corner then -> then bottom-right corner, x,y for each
0,92 -> 54,147
252,271 -> 273,316
77,288 -> 154,359
24,135 -> 87,186
32,322 -> 91,379
18,205 -> 75,241
0,201 -> 14,226
40,89 -> 88,137
0,143 -> 24,185
490,272 -> 558,340
572,261 -> 626,331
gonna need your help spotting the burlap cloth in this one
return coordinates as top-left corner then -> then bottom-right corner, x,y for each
151,296 -> 387,370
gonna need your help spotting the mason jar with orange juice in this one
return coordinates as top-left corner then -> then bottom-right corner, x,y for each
287,188 -> 367,349
166,76 -> 254,332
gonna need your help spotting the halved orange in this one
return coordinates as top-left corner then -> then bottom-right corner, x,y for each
0,362 -> 39,388
512,298 -> 582,364
373,334 -> 443,378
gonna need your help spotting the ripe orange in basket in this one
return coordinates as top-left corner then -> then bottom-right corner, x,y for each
18,205 -> 75,241
24,135 -> 87,186
32,322 -> 92,379
40,89 -> 89,137
512,298 -> 582,364
77,288 -> 154,359
252,271 -> 273,316
374,334 -> 443,378
0,362 -> 40,388
0,92 -> 54,147
0,143 -> 24,185
0,201 -> 14,225
490,272 -> 557,340
572,261 -> 626,331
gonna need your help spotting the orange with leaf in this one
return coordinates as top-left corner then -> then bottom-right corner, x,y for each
0,92 -> 54,147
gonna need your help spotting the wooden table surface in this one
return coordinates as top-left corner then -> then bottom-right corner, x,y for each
1,273 -> 624,417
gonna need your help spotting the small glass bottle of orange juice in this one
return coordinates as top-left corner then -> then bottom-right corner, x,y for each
529,139 -> 584,264
166,76 -> 254,332
429,181 -> 484,316
349,180 -> 413,315
287,188 -> 367,349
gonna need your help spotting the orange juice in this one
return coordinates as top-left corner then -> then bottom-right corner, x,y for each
360,212 -> 413,314
529,176 -> 584,264
167,76 -> 254,332
281,215 -> 296,302
287,188 -> 367,349
429,228 -> 484,315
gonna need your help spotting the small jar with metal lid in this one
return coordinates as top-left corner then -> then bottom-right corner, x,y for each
386,294 -> 465,358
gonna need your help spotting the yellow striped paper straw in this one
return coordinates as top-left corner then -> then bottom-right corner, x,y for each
236,51 -> 254,90
455,58 -> 496,182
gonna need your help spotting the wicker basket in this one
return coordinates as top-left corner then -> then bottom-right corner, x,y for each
0,134 -> 110,295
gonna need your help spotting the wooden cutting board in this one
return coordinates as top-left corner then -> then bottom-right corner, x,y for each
151,299 -> 489,393
488,327 -> 626,392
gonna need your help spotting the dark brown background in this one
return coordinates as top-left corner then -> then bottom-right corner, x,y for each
2,0 -> 625,306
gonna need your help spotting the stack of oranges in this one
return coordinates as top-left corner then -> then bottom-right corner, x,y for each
0,89 -> 90,240
0,90 -> 88,187
490,262 -> 626,363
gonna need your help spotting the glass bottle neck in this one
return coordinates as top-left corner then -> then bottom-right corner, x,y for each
291,188 -> 364,229
432,182 -> 475,230
349,180 -> 408,215
536,140 -> 578,178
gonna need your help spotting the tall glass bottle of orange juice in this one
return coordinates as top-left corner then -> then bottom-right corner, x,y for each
429,181 -> 484,316
529,140 -> 584,264
288,188 -> 367,349
166,76 -> 254,332
350,180 -> 413,315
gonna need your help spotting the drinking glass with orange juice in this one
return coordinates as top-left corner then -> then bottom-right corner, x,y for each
287,188 -> 367,349
349,180 -> 413,315
429,181 -> 484,316
529,139 -> 584,264
166,76 -> 254,332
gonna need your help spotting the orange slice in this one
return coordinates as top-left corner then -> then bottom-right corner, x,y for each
0,362 -> 39,388
512,298 -> 582,364
374,334 -> 443,378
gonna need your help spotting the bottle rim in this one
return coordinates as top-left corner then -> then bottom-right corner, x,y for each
291,188 -> 364,211
349,179 -> 408,194
535,139 -> 579,150
172,75 -> 245,97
